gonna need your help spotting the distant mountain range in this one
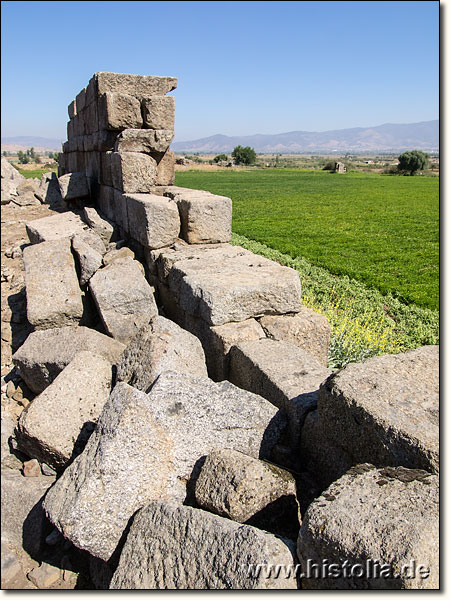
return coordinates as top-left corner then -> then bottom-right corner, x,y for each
1,136 -> 63,151
171,120 -> 439,154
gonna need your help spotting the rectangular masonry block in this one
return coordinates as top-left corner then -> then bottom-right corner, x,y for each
67,119 -> 74,140
85,101 -> 99,134
111,151 -> 157,193
114,188 -> 130,234
98,92 -> 142,131
125,193 -> 180,249
97,185 -> 115,222
85,152 -> 101,182
76,87 -> 86,113
176,190 -> 232,244
101,151 -> 114,187
156,151 -> 175,186
94,71 -> 177,97
142,96 -> 175,130
68,100 -> 76,119
95,130 -> 118,152
114,129 -> 174,154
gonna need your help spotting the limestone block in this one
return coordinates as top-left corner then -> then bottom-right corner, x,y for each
297,465 -> 439,589
229,338 -> 331,440
100,151 -> 113,186
17,351 -> 112,471
114,129 -> 174,154
12,325 -> 125,394
111,151 -> 157,193
116,315 -> 207,392
23,239 -> 84,330
58,172 -> 89,201
72,235 -> 103,285
125,192 -> 180,249
175,190 -> 232,244
259,307 -> 331,367
43,372 -> 286,561
75,87 -> 86,113
141,95 -> 175,130
94,71 -> 177,97
195,448 -> 300,539
109,501 -> 297,589
98,92 -> 142,131
155,151 -> 175,185
97,185 -> 115,221
165,244 -> 303,326
82,206 -> 116,245
25,212 -> 87,244
317,346 -> 439,479
89,256 -> 158,343
11,192 -> 41,207
84,100 -> 98,134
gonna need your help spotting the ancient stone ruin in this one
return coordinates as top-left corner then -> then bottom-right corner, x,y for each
1,72 -> 439,590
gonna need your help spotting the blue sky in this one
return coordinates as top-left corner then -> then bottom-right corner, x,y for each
1,1 -> 439,142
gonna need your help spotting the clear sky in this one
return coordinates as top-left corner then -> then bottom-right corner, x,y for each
1,0 -> 439,142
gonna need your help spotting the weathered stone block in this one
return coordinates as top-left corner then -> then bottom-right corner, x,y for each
17,351 -> 112,471
84,100 -> 98,134
25,212 -> 87,244
116,315 -> 207,392
100,151 -> 113,186
97,185 -> 115,221
125,192 -> 180,249
114,129 -> 174,154
110,501 -> 297,589
82,206 -> 116,245
75,87 -> 86,113
155,151 -> 175,185
12,325 -> 125,394
141,95 -> 175,130
98,92 -> 142,131
43,372 -> 286,561
89,256 -> 158,343
85,151 -> 101,183
177,191 -> 232,244
111,151 -> 157,193
68,100 -> 76,119
94,71 -> 177,97
72,234 -> 103,285
259,307 -> 331,367
195,448 -> 300,539
58,172 -> 89,201
297,464 -> 439,589
23,239 -> 84,330
229,338 -> 331,441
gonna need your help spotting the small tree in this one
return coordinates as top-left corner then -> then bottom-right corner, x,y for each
398,150 -> 429,175
232,145 -> 256,165
213,153 -> 228,163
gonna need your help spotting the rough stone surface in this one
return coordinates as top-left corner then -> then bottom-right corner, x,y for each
12,191 -> 42,206
82,206 -> 116,245
1,157 -> 25,202
17,351 -> 112,471
306,346 -> 439,487
1,469 -> 55,559
98,92 -> 142,131
161,244 -> 302,326
141,96 -> 175,129
175,190 -> 232,244
71,235 -> 103,285
27,562 -> 61,588
195,448 -> 300,538
89,256 -> 158,343
94,71 -> 177,97
111,151 -> 157,193
25,212 -> 87,244
259,308 -> 331,367
44,372 -> 286,561
58,173 -> 90,201
297,464 -> 439,589
114,128 -> 174,154
110,501 -> 297,589
229,339 -> 331,441
12,326 -> 125,394
23,239 -> 84,329
116,315 -> 207,392
23,459 -> 41,477
124,192 -> 180,249
155,151 -> 175,186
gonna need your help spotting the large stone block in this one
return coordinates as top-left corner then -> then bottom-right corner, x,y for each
17,351 -> 112,471
82,206 -> 116,244
141,95 -> 175,130
12,326 -> 125,394
314,346 -> 439,483
98,92 -> 142,131
125,192 -> 180,249
84,99 -> 98,134
229,338 -> 331,441
96,185 -> 115,221
94,71 -> 177,97
297,464 -> 439,589
25,212 -> 87,244
89,257 -> 158,343
23,239 -> 84,330
75,87 -> 86,113
111,151 -> 157,193
116,315 -> 207,392
71,235 -> 103,285
195,448 -> 300,539
259,307 -> 331,367
43,372 -> 286,561
109,501 -> 297,589
165,187 -> 232,244
164,244 -> 303,326
58,172 -> 89,201
155,151 -> 175,185
114,128 -> 174,154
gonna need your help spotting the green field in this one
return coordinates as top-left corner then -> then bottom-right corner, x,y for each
175,170 -> 439,311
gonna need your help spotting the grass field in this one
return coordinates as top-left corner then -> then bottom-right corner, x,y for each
175,170 -> 439,311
